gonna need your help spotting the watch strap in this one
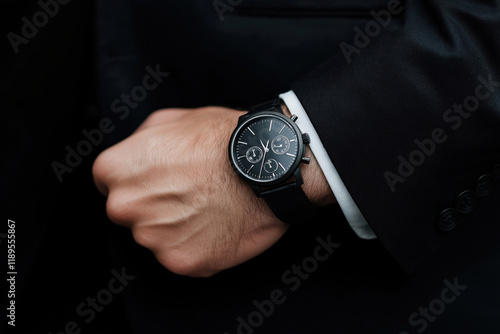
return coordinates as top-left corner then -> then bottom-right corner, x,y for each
247,99 -> 283,115
258,182 -> 317,225
246,98 -> 317,225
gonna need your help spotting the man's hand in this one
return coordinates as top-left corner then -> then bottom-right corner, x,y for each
93,107 -> 334,277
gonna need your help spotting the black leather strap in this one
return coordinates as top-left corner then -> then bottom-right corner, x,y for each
248,99 -> 283,114
247,99 -> 317,225
259,182 -> 317,225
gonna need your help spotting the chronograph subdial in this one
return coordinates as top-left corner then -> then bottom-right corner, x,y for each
271,135 -> 290,155
263,159 -> 279,174
245,146 -> 263,163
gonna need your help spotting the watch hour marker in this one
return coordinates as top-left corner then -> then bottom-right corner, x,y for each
248,128 -> 255,135
269,120 -> 273,131
248,165 -> 254,172
238,141 -> 247,145
279,125 -> 285,134
279,163 -> 286,171
237,156 -> 245,159
290,139 -> 297,142
286,153 -> 296,157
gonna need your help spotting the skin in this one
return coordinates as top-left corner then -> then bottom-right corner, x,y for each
92,106 -> 335,277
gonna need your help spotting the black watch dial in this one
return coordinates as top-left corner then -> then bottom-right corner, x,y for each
230,114 -> 302,184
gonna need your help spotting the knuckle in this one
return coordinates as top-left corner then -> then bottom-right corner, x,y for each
92,148 -> 116,181
157,249 -> 206,277
105,192 -> 134,225
131,228 -> 157,250
142,111 -> 163,126
142,109 -> 174,127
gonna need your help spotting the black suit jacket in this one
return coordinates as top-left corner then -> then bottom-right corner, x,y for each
96,0 -> 500,269
91,0 -> 500,333
3,0 -> 499,333
292,0 -> 500,272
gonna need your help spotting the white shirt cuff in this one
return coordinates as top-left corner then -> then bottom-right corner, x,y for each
279,91 -> 376,240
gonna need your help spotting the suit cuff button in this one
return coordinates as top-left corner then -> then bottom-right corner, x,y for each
455,190 -> 478,214
437,208 -> 460,232
476,174 -> 495,197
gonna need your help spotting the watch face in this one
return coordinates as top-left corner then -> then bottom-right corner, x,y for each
230,113 -> 303,184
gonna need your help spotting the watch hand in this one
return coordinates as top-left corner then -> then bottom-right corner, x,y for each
258,140 -> 270,179
260,140 -> 266,150
259,150 -> 267,179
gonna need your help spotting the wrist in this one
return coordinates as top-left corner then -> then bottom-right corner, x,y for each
280,101 -> 336,207
300,146 -> 336,207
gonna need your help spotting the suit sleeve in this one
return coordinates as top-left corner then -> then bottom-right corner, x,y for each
292,0 -> 500,272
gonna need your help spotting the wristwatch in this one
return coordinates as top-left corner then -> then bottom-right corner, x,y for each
228,99 -> 317,224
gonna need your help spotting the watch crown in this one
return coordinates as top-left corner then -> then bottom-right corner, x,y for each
302,133 -> 311,144
301,156 -> 311,164
291,114 -> 298,122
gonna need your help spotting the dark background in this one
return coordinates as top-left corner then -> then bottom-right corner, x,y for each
1,1 -> 129,332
